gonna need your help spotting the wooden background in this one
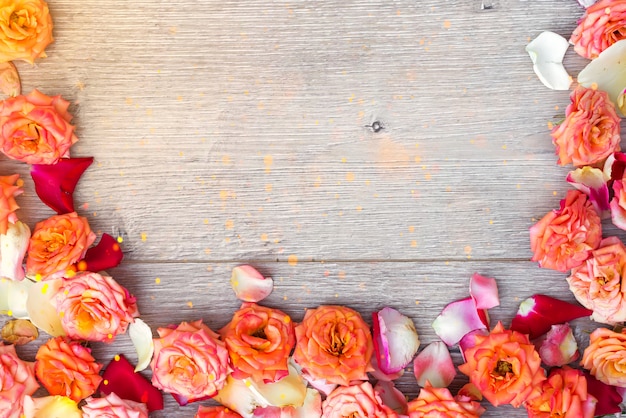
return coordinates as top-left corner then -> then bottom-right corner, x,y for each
2,0 -> 613,416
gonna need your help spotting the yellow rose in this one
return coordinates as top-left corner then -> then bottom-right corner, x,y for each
0,0 -> 53,63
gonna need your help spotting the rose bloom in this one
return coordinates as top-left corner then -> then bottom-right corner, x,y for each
34,337 -> 103,402
0,0 -> 53,63
195,405 -> 243,418
82,392 -> 148,418
525,366 -> 597,418
219,302 -> 295,383
293,305 -> 373,386
581,327 -> 626,387
150,320 -> 231,404
551,86 -> 621,167
55,271 -> 139,342
0,343 -> 39,418
322,381 -> 398,418
458,322 -> 546,408
530,189 -> 602,272
567,236 -> 626,324
407,385 -> 485,418
25,211 -> 96,280
0,174 -> 21,235
571,0 -> 626,59
0,89 -> 78,164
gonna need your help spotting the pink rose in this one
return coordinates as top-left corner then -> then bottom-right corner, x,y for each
407,385 -> 485,418
82,392 -> 148,418
150,320 -> 231,405
551,86 -> 621,167
0,343 -> 39,418
55,271 -> 139,342
0,90 -> 78,164
322,381 -> 398,418
571,0 -> 626,59
567,236 -> 626,324
530,190 -> 602,272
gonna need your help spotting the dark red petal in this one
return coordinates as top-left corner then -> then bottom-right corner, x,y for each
77,233 -> 124,272
31,157 -> 94,214
99,354 -> 164,412
584,371 -> 621,415
509,294 -> 592,340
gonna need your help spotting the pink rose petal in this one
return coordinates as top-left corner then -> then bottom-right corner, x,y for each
431,297 -> 487,346
412,341 -> 456,388
603,152 -> 626,181
509,294 -> 592,340
372,307 -> 420,374
374,380 -> 408,415
537,323 -> 580,367
300,369 -> 337,396
78,233 -> 124,273
458,328 -> 489,361
31,157 -> 94,214
469,273 -> 499,309
230,265 -> 273,302
368,356 -> 404,382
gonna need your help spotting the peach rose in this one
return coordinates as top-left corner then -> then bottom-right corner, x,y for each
293,305 -> 373,386
581,327 -> 626,387
55,271 -> 139,342
524,366 -> 597,418
150,320 -> 231,404
0,89 -> 78,164
0,343 -> 39,418
0,174 -> 21,235
567,236 -> 626,324
0,0 -> 53,63
220,302 -> 295,383
322,381 -> 398,418
34,337 -> 103,402
530,189 -> 602,272
458,322 -> 546,408
25,211 -> 96,280
195,405 -> 242,418
551,86 -> 621,167
571,0 -> 626,59
82,392 -> 148,418
407,385 -> 485,418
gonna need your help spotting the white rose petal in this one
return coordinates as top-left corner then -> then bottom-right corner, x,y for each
526,31 -> 572,90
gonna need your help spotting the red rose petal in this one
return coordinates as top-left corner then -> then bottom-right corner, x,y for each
77,233 -> 124,272
31,157 -> 94,214
584,371 -> 621,415
509,294 -> 592,340
99,354 -> 163,412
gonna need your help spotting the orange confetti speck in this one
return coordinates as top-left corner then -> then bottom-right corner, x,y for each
346,172 -> 355,182
117,236 -> 123,244
222,155 -> 231,165
408,225 -> 415,233
114,355 -> 120,361
187,301 -> 193,308
141,232 -> 147,242
103,379 -> 109,385
443,20 -> 451,29
155,277 -> 161,284
287,254 -> 298,266
338,271 -> 346,280
411,240 -> 417,247
225,219 -> 234,229
261,233 -> 268,241
356,206 -> 362,212
108,333 -> 113,339
77,260 -> 88,271
265,183 -> 273,192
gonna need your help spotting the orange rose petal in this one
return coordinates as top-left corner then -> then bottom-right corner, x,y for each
0,62 -> 20,97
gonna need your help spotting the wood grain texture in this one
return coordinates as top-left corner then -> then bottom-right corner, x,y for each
1,0 -> 614,416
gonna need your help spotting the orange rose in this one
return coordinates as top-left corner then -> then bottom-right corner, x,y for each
220,302 -> 295,383
293,305 -> 373,386
0,343 -> 39,418
551,86 -> 621,167
34,337 -> 103,402
25,211 -> 96,280
0,174 -> 21,235
150,320 -> 231,404
581,327 -> 626,387
571,0 -> 626,59
0,0 -> 53,63
458,322 -> 546,408
195,405 -> 243,418
524,366 -> 597,418
567,236 -> 626,324
0,89 -> 78,164
529,190 -> 602,272
55,271 -> 139,342
407,385 -> 485,418
322,381 -> 398,418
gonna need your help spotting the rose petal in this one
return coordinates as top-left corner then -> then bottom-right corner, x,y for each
578,39 -> 626,116
31,157 -> 94,214
412,341 -> 456,388
25,278 -> 65,336
78,233 -> 124,273
215,375 -> 269,418
566,166 -> 611,215
0,276 -> 33,319
469,273 -> 499,309
509,294 -> 592,339
300,369 -> 338,396
374,380 -> 408,414
458,328 -> 489,361
526,31 -> 572,90
0,62 -> 20,97
294,389 -> 322,418
0,220 -> 30,281
128,318 -> 154,372
23,395 -> 82,418
536,323 -> 580,366
368,356 -> 405,382
1,318 -> 38,345
584,371 -> 621,415
578,0 -> 598,7
231,265 -> 273,302
372,307 -> 420,374
603,152 -> 626,181
432,297 -> 487,346
100,354 -> 164,412
246,362 -> 307,408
